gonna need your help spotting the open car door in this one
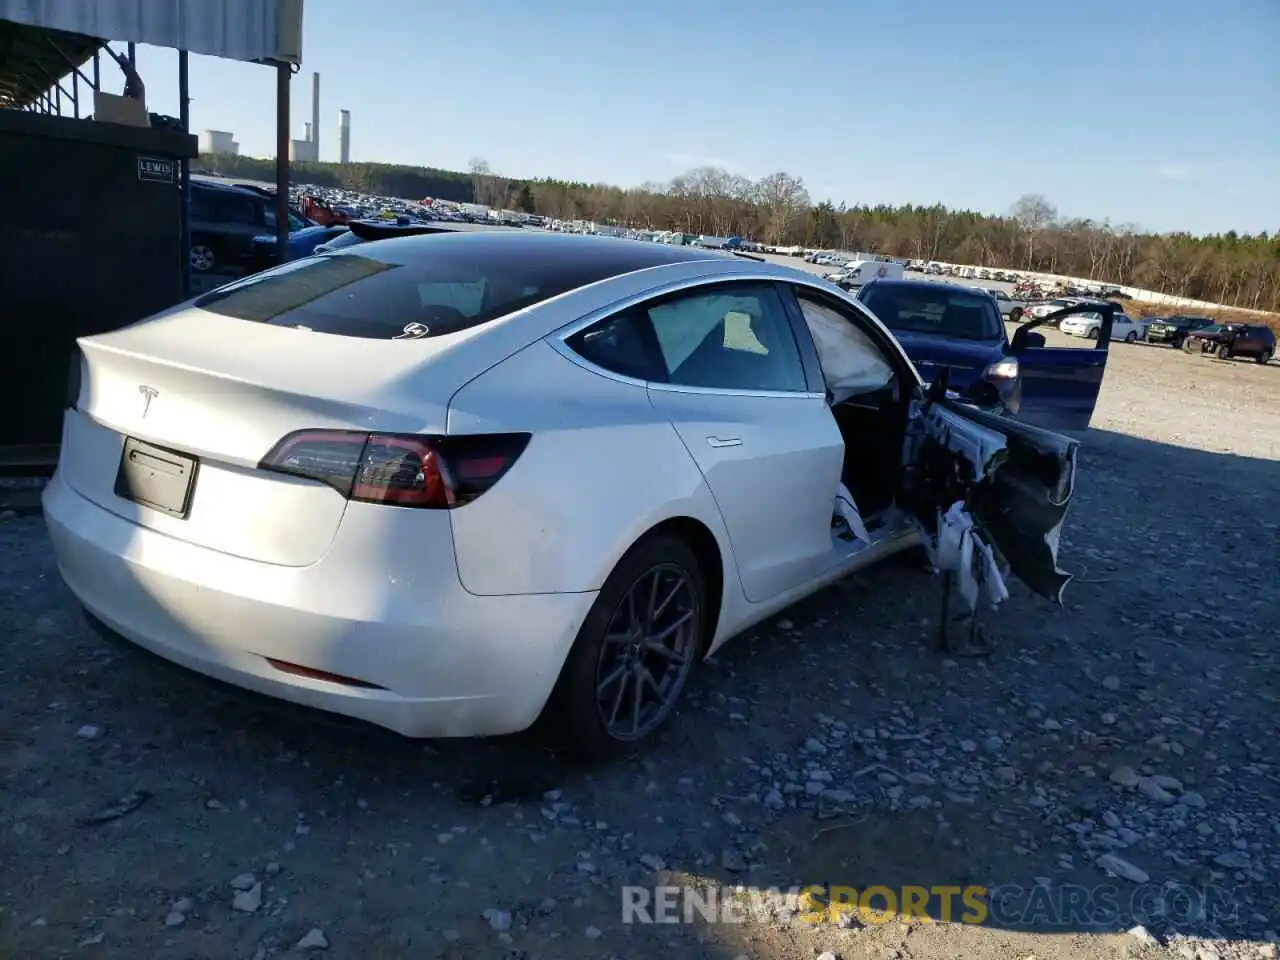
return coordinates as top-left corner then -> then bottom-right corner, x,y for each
899,389 -> 1079,607
1008,301 -> 1116,431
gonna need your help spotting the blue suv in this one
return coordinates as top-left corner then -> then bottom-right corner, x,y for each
857,278 -> 1115,431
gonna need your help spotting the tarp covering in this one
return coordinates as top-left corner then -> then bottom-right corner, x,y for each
0,0 -> 304,65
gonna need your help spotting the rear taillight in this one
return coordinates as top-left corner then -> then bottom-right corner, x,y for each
259,430 -> 530,508
66,345 -> 82,410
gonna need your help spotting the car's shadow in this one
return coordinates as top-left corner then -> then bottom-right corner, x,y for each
15,427 -> 1278,957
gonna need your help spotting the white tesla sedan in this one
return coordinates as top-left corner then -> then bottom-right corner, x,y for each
44,232 -> 1103,757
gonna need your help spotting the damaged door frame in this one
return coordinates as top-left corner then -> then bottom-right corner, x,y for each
903,376 -> 1082,656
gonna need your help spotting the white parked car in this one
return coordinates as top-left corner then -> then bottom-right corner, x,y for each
44,233 -> 1105,757
1060,309 -> 1143,342
1026,298 -> 1080,320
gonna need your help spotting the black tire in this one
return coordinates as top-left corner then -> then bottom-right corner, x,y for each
548,535 -> 705,760
1182,338 -> 1198,354
1124,331 -> 1138,343
1087,327 -> 1100,340
1171,336 -> 1184,349
1009,308 -> 1023,322
1257,349 -> 1274,365
1219,344 -> 1232,361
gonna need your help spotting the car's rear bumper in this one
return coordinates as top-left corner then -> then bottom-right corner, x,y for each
42,469 -> 597,738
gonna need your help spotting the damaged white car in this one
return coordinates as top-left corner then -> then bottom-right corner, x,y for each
44,233 -> 1108,759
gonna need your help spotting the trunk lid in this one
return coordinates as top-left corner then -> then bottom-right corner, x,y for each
64,305 -> 465,566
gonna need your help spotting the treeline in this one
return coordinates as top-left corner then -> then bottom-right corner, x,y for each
197,155 -> 1280,313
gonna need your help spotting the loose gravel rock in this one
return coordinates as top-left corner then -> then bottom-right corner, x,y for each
0,329 -> 1277,960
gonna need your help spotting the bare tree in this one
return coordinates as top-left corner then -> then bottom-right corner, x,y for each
468,158 -> 490,205
1010,194 -> 1058,269
754,172 -> 810,245
467,157 -> 509,209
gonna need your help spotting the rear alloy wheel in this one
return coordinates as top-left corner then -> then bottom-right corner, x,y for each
1087,327 -> 1100,340
1219,345 -> 1232,361
1257,349 -> 1273,365
550,536 -> 704,759
1009,308 -> 1023,322
1183,339 -> 1199,354
190,244 -> 217,273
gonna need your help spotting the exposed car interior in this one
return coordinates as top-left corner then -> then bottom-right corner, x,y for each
795,295 -> 908,524
648,293 -> 801,392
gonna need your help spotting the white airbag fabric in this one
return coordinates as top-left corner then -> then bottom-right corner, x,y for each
834,482 -> 870,543
923,502 -> 1009,611
799,299 -> 895,404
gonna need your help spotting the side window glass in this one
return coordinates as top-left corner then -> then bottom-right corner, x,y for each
565,310 -> 664,382
645,283 -> 806,392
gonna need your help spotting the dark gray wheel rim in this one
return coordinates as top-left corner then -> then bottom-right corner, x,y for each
594,562 -> 699,741
190,245 -> 215,271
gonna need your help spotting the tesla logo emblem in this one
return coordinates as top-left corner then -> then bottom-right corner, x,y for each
393,322 -> 430,340
138,384 -> 159,418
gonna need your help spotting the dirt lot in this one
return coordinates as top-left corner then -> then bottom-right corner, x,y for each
2,334 -> 1278,960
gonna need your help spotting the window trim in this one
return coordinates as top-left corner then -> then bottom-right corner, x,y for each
552,277 -> 824,399
774,283 -> 827,394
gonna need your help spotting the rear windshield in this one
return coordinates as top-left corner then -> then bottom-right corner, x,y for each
860,286 -> 1004,341
194,242 -> 600,339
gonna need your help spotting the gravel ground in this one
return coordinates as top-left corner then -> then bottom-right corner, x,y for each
1,334 -> 1277,960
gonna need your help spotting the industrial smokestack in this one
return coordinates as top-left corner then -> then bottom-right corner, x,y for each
311,71 -> 320,161
304,121 -> 312,143
339,109 -> 351,164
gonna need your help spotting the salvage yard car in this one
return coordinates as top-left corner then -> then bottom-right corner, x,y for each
1182,322 -> 1276,364
1060,308 -> 1144,342
856,278 -> 1113,429
43,233 -> 1110,757
1144,314 -> 1214,348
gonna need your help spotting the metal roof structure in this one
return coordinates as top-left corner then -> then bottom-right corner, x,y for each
0,0 -> 303,65
0,19 -> 105,110
0,0 -> 304,111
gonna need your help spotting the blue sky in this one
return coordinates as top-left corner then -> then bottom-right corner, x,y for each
127,0 -> 1278,235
